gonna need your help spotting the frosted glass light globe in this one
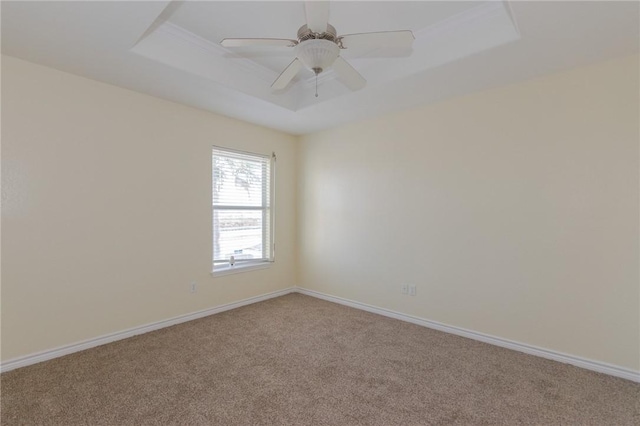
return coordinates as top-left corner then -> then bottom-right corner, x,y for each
295,39 -> 340,73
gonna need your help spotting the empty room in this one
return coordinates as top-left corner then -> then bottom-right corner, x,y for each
1,1 -> 639,424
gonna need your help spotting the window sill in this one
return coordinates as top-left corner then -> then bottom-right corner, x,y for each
210,262 -> 272,277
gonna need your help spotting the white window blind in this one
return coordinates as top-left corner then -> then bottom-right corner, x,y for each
212,147 -> 275,270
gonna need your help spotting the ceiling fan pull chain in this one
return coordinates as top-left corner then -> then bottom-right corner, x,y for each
315,73 -> 319,97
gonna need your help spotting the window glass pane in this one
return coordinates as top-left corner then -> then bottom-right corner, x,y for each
213,210 -> 264,261
213,156 -> 265,207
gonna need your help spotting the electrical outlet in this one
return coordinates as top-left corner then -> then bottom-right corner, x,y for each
409,285 -> 417,296
401,284 -> 409,295
190,281 -> 197,294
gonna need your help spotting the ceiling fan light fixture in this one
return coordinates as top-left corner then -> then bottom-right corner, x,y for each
221,1 -> 414,94
295,39 -> 340,74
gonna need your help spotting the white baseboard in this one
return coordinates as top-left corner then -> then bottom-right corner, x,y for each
0,287 -> 295,373
296,287 -> 640,383
3,286 -> 638,383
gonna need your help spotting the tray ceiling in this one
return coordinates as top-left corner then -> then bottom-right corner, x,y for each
131,1 -> 519,112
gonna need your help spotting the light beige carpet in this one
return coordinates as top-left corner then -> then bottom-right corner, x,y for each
1,293 -> 639,425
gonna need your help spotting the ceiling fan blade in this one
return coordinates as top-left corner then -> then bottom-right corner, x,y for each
305,1 -> 330,33
221,38 -> 298,48
271,58 -> 303,90
332,56 -> 366,91
339,30 -> 415,50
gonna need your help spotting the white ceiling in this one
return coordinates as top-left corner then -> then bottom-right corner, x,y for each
2,1 -> 638,135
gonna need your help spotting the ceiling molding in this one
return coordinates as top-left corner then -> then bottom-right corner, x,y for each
154,21 -> 280,85
132,0 -> 184,48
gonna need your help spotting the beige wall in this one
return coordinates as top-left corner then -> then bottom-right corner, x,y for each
298,55 -> 640,370
1,56 -> 298,361
3,53 -> 639,373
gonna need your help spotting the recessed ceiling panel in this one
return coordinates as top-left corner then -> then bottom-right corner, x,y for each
132,1 -> 519,111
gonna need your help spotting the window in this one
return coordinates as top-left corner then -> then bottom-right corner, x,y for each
212,147 -> 275,274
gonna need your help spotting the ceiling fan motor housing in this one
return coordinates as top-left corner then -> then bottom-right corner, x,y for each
297,24 -> 339,43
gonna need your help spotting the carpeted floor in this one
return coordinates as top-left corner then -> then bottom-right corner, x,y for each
1,293 -> 639,425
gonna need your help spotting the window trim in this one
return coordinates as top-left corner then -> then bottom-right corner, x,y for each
211,146 -> 275,276
210,261 -> 271,277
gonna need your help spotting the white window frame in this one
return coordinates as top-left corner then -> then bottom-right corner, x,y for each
211,146 -> 275,276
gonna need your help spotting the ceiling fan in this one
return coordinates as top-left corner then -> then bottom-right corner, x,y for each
220,1 -> 414,96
